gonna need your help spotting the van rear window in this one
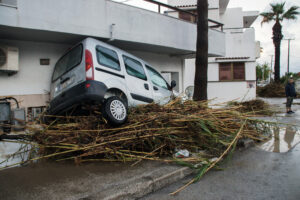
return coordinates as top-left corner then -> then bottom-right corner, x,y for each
52,44 -> 83,81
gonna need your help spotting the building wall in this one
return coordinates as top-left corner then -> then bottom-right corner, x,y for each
208,81 -> 256,103
0,39 -> 70,108
220,8 -> 244,29
224,28 -> 256,59
0,0 -> 206,54
183,59 -> 256,103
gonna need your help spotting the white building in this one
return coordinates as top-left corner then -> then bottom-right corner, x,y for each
168,0 -> 260,103
0,0 -> 258,119
0,0 -> 226,119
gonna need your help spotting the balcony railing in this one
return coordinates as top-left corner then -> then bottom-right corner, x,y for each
142,0 -> 224,31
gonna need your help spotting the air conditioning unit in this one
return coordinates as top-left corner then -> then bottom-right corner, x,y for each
0,45 -> 19,74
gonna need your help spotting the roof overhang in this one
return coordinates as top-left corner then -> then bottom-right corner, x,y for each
0,25 -> 195,55
219,0 -> 230,14
215,57 -> 251,62
243,11 -> 259,28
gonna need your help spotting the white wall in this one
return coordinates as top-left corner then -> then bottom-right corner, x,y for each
220,8 -> 244,29
245,62 -> 256,81
0,0 -> 226,57
0,39 -> 69,96
208,82 -> 256,104
224,28 -> 256,59
0,0 -> 194,53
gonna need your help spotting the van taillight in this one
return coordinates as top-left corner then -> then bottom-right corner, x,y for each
85,49 -> 94,80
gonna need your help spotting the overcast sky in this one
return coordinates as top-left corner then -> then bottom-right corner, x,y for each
116,0 -> 300,75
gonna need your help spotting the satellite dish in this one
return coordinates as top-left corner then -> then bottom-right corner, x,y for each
185,86 -> 194,99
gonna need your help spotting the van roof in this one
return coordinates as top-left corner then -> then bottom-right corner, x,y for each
83,37 -> 151,66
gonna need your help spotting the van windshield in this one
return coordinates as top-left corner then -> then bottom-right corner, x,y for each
52,44 -> 83,81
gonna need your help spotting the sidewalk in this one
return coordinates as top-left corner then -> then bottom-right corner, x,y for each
0,160 -> 193,200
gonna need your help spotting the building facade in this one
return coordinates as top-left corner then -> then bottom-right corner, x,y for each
168,0 -> 260,103
0,0 -> 260,120
0,0 -> 225,120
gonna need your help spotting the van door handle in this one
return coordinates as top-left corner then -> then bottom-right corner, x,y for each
144,83 -> 149,90
153,86 -> 158,91
60,77 -> 70,84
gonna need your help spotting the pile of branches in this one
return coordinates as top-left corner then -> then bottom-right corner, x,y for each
257,82 -> 286,97
230,99 -> 273,116
23,100 -> 268,164
2,99 -> 272,194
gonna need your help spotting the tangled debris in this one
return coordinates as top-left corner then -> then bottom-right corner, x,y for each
1,99 -> 274,194
257,82 -> 286,97
229,99 -> 273,116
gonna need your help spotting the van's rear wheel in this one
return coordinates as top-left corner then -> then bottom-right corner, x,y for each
102,96 -> 128,126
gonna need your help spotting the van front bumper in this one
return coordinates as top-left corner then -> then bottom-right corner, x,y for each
48,80 -> 107,114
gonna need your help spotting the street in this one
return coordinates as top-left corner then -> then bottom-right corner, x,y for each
142,98 -> 300,200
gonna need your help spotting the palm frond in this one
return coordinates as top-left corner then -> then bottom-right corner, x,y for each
260,12 -> 275,25
282,6 -> 300,20
270,2 -> 285,15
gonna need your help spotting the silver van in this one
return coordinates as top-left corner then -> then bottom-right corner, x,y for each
49,38 -> 176,125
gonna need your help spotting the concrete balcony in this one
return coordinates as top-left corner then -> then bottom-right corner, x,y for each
0,0 -> 225,56
221,28 -> 257,60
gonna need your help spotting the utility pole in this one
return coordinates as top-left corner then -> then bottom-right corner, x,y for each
283,38 -> 295,75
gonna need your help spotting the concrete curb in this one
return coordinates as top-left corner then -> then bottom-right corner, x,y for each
94,166 -> 194,200
98,142 -> 255,200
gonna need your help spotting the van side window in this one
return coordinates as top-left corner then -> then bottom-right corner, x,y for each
145,65 -> 169,90
96,46 -> 120,71
123,56 -> 147,80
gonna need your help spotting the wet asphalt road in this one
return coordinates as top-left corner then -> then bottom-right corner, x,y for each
141,145 -> 300,200
141,98 -> 300,200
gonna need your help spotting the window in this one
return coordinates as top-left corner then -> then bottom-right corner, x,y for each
219,62 -> 245,81
27,107 -> 46,121
96,46 -> 120,71
146,65 -> 169,90
123,55 -> 147,80
179,10 -> 197,23
52,44 -> 83,82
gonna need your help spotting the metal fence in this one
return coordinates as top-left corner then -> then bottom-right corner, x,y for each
143,0 -> 224,31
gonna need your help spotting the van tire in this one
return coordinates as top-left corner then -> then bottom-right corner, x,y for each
102,96 -> 128,126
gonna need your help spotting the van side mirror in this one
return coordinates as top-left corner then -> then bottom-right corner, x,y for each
170,80 -> 176,89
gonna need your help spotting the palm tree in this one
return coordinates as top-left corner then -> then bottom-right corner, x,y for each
260,3 -> 299,82
193,0 -> 208,101
256,63 -> 271,81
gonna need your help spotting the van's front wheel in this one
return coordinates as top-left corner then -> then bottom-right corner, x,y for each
102,96 -> 128,126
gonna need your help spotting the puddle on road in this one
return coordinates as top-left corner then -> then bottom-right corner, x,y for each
0,141 -> 34,169
258,126 -> 300,153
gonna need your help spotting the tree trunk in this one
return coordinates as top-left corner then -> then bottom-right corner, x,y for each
193,0 -> 208,101
272,21 -> 283,82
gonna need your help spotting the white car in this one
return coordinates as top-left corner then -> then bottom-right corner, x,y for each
49,38 -> 176,125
